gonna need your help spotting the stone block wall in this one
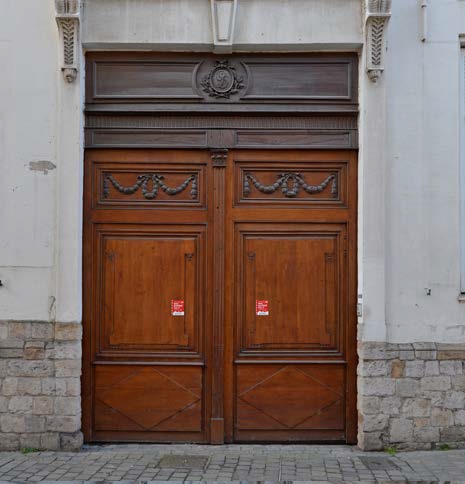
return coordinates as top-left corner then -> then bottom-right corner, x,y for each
0,321 -> 82,451
2,327 -> 464,451
358,342 -> 465,450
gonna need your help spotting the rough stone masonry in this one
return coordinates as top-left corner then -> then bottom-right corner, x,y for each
0,321 -> 82,451
1,322 -> 465,451
358,341 -> 465,450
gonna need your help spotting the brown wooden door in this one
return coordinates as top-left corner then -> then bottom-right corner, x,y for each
82,150 -> 213,443
223,150 -> 357,443
82,148 -> 357,444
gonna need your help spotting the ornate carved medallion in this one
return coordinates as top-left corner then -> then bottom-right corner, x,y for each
200,61 -> 244,99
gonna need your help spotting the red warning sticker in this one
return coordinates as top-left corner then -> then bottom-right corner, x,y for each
256,300 -> 269,316
171,300 -> 185,316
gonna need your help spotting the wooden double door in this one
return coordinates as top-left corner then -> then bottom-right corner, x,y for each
82,148 -> 357,444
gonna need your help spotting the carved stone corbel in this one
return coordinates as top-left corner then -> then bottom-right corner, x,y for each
210,0 -> 237,53
55,0 -> 80,82
365,0 -> 392,83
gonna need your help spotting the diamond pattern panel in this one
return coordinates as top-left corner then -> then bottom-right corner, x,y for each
239,366 -> 340,428
99,367 -> 199,429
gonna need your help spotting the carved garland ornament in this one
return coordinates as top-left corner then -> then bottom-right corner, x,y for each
55,0 -> 80,82
365,0 -> 392,83
201,61 -> 244,99
103,173 -> 198,200
243,173 -> 338,199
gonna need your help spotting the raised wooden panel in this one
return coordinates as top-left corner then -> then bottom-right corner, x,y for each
235,224 -> 345,355
235,161 -> 347,207
96,226 -> 205,356
235,364 -> 345,439
92,162 -> 206,209
92,61 -> 202,100
235,130 -> 353,149
94,365 -> 203,433
242,62 -> 352,100
88,130 -> 208,149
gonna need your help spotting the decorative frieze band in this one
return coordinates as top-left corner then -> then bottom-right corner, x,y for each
85,115 -> 358,131
55,0 -> 80,82
365,0 -> 392,83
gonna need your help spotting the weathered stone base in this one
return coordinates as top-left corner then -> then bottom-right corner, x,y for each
358,341 -> 465,451
0,321 -> 82,450
2,327 -> 463,451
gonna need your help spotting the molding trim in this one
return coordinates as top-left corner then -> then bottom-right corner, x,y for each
84,115 -> 359,149
365,0 -> 392,83
55,0 -> 80,82
210,0 -> 237,53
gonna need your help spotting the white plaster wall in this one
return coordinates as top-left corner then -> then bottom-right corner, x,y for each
82,0 -> 213,49
383,0 -> 465,343
82,0 -> 362,49
0,0 -> 58,321
234,0 -> 361,49
0,0 -> 83,323
358,53 -> 388,343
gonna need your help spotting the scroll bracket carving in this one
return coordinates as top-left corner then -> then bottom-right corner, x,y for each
365,0 -> 392,83
55,0 -> 80,83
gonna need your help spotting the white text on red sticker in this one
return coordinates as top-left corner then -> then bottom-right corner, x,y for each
256,300 -> 269,316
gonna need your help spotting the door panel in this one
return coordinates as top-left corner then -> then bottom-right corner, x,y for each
237,226 -> 343,353
93,163 -> 206,209
236,364 -> 345,436
234,161 -> 347,207
99,231 -> 203,353
94,365 -> 203,433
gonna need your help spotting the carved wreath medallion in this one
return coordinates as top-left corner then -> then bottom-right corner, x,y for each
200,61 -> 244,99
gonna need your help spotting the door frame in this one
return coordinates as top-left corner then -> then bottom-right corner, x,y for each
82,51 -> 359,444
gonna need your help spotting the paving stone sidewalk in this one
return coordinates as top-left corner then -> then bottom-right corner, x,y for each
0,444 -> 465,482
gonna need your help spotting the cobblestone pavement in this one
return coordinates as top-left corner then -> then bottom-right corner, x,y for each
0,444 -> 465,482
